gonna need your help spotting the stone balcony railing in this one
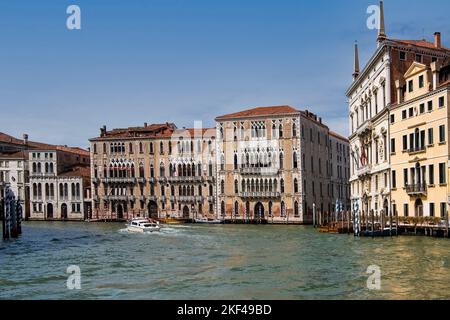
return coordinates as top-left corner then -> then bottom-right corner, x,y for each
238,192 -> 281,199
356,120 -> 373,137
106,195 -> 135,201
356,165 -> 372,177
207,196 -> 215,203
406,183 -> 427,196
239,167 -> 281,176
178,196 -> 196,203
166,176 -> 203,183
101,177 -> 136,184
408,146 -> 426,154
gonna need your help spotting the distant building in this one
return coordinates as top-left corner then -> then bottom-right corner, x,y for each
215,105 -> 350,224
89,123 -> 217,220
390,59 -> 450,217
0,132 -> 90,221
347,0 -> 450,218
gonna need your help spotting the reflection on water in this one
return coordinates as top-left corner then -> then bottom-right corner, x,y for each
1,222 -> 450,300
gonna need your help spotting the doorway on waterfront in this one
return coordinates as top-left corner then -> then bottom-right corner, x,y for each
254,202 -> 264,220
148,201 -> 158,218
117,204 -> 124,219
183,205 -> 190,219
415,199 -> 424,217
61,203 -> 67,220
47,203 -> 53,219
383,199 -> 389,217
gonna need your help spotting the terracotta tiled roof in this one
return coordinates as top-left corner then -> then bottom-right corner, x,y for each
216,106 -> 300,121
0,132 -> 54,149
91,123 -> 177,140
178,128 -> 216,138
439,80 -> 450,88
0,151 -> 28,159
391,39 -> 450,52
59,165 -> 91,178
329,131 -> 349,142
55,146 -> 90,157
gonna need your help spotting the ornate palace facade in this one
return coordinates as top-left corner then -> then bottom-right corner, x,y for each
89,123 -> 217,220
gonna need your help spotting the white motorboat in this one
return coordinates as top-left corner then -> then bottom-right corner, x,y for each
126,219 -> 161,233
193,217 -> 224,224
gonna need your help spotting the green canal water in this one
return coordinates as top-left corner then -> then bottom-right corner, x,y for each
1,222 -> 450,300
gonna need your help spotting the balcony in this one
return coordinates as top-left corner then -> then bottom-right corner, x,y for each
207,196 -> 215,203
178,196 -> 196,203
408,146 -> 426,154
136,177 -> 146,184
101,178 -> 136,184
356,165 -> 371,177
157,177 -> 167,183
406,183 -> 427,196
149,177 -> 156,184
107,195 -> 135,201
356,120 -> 373,137
206,176 -> 215,183
238,192 -> 281,199
239,167 -> 280,176
148,195 -> 157,202
92,177 -> 100,184
170,196 -> 176,202
195,196 -> 204,203
167,176 -> 203,183
138,196 -> 145,202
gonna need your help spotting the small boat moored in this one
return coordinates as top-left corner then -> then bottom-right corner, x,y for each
193,217 -> 224,224
126,218 -> 161,233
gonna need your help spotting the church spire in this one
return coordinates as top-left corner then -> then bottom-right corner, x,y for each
353,41 -> 360,80
377,0 -> 387,44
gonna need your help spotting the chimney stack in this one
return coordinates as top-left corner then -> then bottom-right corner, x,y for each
144,122 -> 148,127
434,32 -> 442,49
23,134 -> 28,146
100,125 -> 106,136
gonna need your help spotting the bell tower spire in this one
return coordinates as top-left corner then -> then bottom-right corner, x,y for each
353,41 -> 360,80
377,0 -> 387,45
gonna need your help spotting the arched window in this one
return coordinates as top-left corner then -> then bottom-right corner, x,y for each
292,122 -> 297,137
220,180 -> 225,194
234,154 -> 238,170
49,163 -> 54,173
59,183 -> 63,198
208,161 -> 213,176
281,201 -> 286,217
160,185 -> 165,196
221,201 -> 225,217
280,179 -> 285,193
293,152 -> 298,169
64,183 -> 68,197
37,183 -> 42,197
50,184 -> 54,197
234,201 -> 239,217
171,185 -> 175,196
279,124 -> 283,138
37,163 -> 41,173
279,153 -> 284,169
32,162 -> 36,173
159,163 -> 165,177
45,163 -> 49,173
93,143 -> 97,154
149,142 -> 154,154
139,163 -> 145,178
198,185 -> 202,196
129,143 -> 133,154
294,178 -> 299,193
209,184 -> 213,196
71,183 -> 76,197
234,180 -> 239,194
76,183 -> 80,198
220,154 -> 225,171
294,201 -> 299,217
160,141 -> 164,154
103,143 -> 107,153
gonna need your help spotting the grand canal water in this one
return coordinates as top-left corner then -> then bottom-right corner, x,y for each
1,221 -> 450,300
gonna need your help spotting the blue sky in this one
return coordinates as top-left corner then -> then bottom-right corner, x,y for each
1,0 -> 449,148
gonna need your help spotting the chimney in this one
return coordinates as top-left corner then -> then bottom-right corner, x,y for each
100,125 -> 106,137
434,32 -> 442,49
319,118 -> 322,124
144,122 -> 148,127
23,134 -> 28,146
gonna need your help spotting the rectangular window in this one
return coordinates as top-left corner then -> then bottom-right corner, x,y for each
391,138 -> 396,153
420,103 -> 425,114
428,100 -> 433,112
402,135 -> 408,151
439,125 -> 446,143
428,128 -> 434,145
439,163 -> 446,184
404,204 -> 409,217
402,110 -> 407,119
403,168 -> 408,187
439,96 -> 445,108
416,54 -> 422,63
429,164 -> 435,185
419,75 -> 424,88
430,203 -> 435,217
399,51 -> 406,61
392,170 -> 397,189
441,203 -> 447,218
408,80 -> 413,93
408,107 -> 414,117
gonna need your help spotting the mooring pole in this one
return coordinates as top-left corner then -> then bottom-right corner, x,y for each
371,210 -> 375,238
312,203 -> 316,228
